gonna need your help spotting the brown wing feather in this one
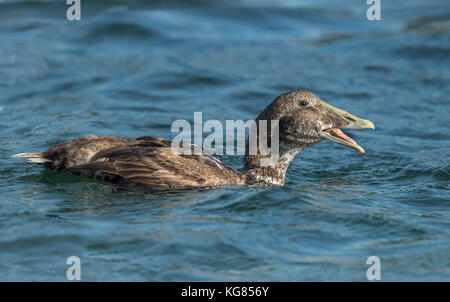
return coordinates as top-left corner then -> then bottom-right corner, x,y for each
65,143 -> 243,188
38,135 -> 171,171
134,136 -> 172,147
29,134 -> 243,188
41,135 -> 136,170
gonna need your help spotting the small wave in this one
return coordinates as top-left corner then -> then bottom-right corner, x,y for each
82,9 -> 161,43
150,72 -> 234,90
85,22 -> 157,42
405,13 -> 450,35
395,46 -> 450,60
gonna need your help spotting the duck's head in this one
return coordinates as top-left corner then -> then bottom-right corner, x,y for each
258,90 -> 375,154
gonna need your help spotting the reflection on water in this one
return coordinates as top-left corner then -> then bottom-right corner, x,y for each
0,0 -> 449,281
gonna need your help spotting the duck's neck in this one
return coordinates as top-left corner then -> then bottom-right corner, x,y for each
243,143 -> 306,186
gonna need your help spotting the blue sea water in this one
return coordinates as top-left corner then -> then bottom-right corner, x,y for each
0,0 -> 449,281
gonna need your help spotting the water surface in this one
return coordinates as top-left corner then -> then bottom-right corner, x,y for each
0,0 -> 449,281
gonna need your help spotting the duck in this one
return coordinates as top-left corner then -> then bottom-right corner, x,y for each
13,90 -> 374,189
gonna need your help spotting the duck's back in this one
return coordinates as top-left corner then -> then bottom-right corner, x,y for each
15,135 -> 244,188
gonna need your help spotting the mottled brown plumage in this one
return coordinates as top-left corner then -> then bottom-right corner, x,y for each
42,135 -> 244,188
13,90 -> 375,188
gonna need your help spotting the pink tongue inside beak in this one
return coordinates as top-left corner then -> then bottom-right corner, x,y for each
325,128 -> 358,146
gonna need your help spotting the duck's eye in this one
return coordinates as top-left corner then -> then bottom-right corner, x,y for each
300,101 -> 308,106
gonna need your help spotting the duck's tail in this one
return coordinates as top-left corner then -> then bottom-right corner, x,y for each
11,152 -> 50,164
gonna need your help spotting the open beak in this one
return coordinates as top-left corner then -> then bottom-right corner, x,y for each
320,101 -> 375,154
